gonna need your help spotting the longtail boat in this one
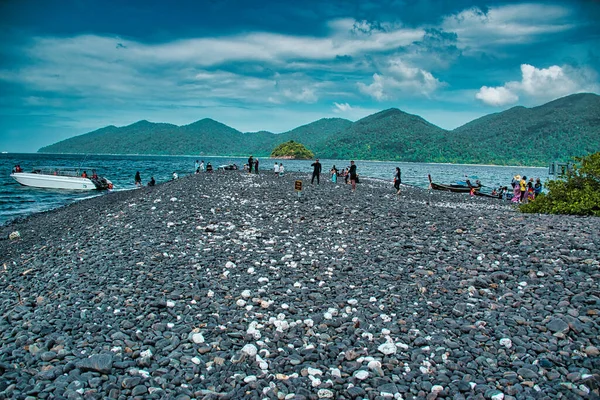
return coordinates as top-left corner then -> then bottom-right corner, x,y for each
428,174 -> 481,193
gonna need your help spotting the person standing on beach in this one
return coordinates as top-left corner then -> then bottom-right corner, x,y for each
135,171 -> 142,187
394,167 -> 401,194
311,158 -> 322,184
520,176 -> 527,202
349,160 -> 357,191
254,158 -> 259,174
274,162 -> 279,176
195,160 -> 199,171
248,155 -> 254,174
330,165 -> 338,183
199,160 -> 205,172
279,163 -> 284,176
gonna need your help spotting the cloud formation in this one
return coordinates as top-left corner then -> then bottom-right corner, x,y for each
476,64 -> 599,106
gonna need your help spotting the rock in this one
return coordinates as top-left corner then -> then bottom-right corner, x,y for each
76,354 -> 113,374
546,319 -> 569,333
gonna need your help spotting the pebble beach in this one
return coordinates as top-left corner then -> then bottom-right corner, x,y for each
1,171 -> 599,400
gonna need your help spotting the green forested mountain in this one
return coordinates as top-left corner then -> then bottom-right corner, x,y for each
38,93 -> 600,166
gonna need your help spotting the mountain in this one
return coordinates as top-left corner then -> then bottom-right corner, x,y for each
38,93 -> 600,166
450,93 -> 600,165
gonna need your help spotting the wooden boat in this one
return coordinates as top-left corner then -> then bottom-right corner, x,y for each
11,167 -> 113,190
428,174 -> 481,193
474,190 -> 500,199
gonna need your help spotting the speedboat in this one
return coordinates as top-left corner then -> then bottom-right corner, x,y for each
11,168 -> 113,190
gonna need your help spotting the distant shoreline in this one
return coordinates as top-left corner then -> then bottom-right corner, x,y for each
8,152 -> 550,169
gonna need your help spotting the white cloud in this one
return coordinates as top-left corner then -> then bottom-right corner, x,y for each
475,86 -> 519,106
333,102 -> 353,112
357,59 -> 443,100
476,64 -> 599,106
442,3 -> 575,51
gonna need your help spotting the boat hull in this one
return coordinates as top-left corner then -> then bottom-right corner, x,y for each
430,182 -> 481,193
11,173 -> 106,190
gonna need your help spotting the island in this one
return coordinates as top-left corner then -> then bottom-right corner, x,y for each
270,140 -> 314,159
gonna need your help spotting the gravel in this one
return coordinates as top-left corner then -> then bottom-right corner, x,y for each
1,171 -> 599,399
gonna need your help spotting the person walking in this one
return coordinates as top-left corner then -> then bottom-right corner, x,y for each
254,158 -> 259,174
394,167 -> 401,194
248,155 -> 254,174
135,171 -> 142,187
279,163 -> 284,176
311,158 -> 322,184
274,162 -> 280,176
349,160 -> 357,191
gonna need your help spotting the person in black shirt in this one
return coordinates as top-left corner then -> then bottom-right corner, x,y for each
248,155 -> 254,174
349,160 -> 357,191
311,158 -> 322,184
148,177 -> 156,186
394,167 -> 401,194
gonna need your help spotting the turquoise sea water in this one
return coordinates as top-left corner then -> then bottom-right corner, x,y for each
0,153 -> 548,226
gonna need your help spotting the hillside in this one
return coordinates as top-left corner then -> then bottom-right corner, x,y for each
38,93 -> 600,166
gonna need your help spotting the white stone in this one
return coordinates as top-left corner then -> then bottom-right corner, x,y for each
247,267 -> 255,274
166,301 -> 175,308
242,344 -> 258,356
354,370 -> 369,380
140,349 -> 153,358
491,392 -> 504,400
317,389 -> 334,398
241,290 -> 251,298
431,385 -> 444,392
170,197 -> 177,202
207,290 -> 214,297
244,375 -> 257,383
167,323 -> 174,328
225,261 -> 236,268
236,299 -> 246,307
258,277 -> 269,283
191,357 -> 201,365
324,312 -> 333,320
368,360 -> 382,370
378,343 -> 397,355
192,333 -> 204,344
499,338 -> 512,348
307,367 -> 323,376
347,299 -> 358,305
330,368 -> 341,378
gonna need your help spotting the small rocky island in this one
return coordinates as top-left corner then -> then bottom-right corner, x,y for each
270,140 -> 314,159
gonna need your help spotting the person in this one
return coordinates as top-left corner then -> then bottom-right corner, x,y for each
279,163 -> 284,176
199,160 -> 205,172
344,167 -> 349,184
81,170 -> 88,178
491,188 -> 498,196
172,172 -> 178,180
248,155 -> 254,174
511,175 -> 521,203
394,167 -> 401,194
195,160 -> 199,171
330,165 -> 338,183
92,170 -> 98,179
206,162 -> 213,172
534,178 -> 543,196
520,176 -> 527,202
349,160 -> 357,191
274,162 -> 279,176
254,158 -> 259,174
135,171 -> 142,187
148,177 -> 156,186
311,158 -> 322,184
15,165 -> 22,173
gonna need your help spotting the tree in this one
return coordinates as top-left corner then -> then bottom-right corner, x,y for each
520,151 -> 600,216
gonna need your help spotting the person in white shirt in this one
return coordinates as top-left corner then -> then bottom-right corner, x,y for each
274,162 -> 280,176
278,163 -> 284,176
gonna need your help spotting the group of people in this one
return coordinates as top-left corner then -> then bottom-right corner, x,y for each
134,171 -> 155,187
246,156 -> 259,173
309,159 -> 359,191
273,162 -> 285,176
507,175 -> 543,203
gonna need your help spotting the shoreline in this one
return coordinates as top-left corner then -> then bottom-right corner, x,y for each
1,172 -> 598,399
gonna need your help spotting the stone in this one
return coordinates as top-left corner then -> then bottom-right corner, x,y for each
76,354 -> 113,374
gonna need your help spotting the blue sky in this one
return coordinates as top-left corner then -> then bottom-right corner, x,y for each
1,0 -> 599,152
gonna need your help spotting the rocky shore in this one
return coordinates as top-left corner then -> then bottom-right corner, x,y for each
1,172 -> 599,400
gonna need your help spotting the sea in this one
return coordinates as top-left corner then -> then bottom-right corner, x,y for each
0,153 -> 549,226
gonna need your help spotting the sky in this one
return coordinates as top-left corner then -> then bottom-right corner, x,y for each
1,0 -> 599,152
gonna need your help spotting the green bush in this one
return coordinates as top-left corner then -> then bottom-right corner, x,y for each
520,152 -> 600,216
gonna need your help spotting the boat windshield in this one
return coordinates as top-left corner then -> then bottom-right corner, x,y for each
31,168 -> 87,177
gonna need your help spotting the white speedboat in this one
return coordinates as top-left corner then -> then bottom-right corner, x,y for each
11,168 -> 113,190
